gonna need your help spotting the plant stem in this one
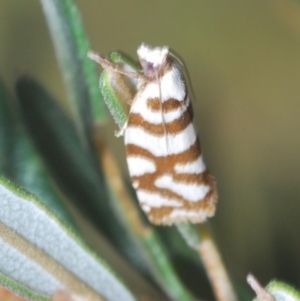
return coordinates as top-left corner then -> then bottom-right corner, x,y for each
247,274 -> 275,301
176,223 -> 238,301
198,225 -> 238,301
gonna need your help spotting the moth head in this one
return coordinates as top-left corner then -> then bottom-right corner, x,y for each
137,44 -> 169,77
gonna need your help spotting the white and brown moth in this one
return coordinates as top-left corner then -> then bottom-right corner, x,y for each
89,44 -> 217,225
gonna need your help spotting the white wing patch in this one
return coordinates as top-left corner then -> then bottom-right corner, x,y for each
154,174 -> 210,202
162,209 -> 211,224
126,156 -> 156,176
137,190 -> 182,208
132,180 -> 139,189
174,156 -> 206,174
160,66 -> 185,101
137,44 -> 169,67
125,123 -> 197,156
141,204 -> 151,213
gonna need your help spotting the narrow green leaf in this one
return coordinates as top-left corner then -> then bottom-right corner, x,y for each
141,231 -> 194,301
0,272 -> 49,301
0,176 -> 137,301
0,78 -> 15,178
99,50 -> 139,130
11,133 -> 80,232
99,70 -> 128,129
40,0 -> 106,146
0,77 -> 78,231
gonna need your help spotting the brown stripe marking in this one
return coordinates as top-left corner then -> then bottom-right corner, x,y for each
172,172 -> 209,183
126,139 -> 201,165
127,107 -> 193,136
146,97 -> 188,112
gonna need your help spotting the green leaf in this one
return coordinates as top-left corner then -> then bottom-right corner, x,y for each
40,0 -> 106,146
11,133 -> 80,232
141,230 -> 194,301
0,175 -> 137,301
0,78 -> 15,178
99,50 -> 139,130
100,70 -> 128,129
266,281 -> 300,301
0,77 -> 78,231
0,272 -> 49,301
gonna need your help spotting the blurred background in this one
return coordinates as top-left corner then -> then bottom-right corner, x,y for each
1,0 -> 300,291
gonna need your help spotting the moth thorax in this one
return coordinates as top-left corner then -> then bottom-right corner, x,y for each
137,44 -> 170,78
141,61 -> 156,77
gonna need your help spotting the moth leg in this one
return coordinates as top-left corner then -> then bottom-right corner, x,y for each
115,119 -> 128,137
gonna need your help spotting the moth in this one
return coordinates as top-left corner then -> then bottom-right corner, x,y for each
89,44 -> 217,225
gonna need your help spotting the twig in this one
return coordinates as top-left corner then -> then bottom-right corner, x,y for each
247,274 -> 275,301
198,225 -> 238,301
177,223 -> 238,301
